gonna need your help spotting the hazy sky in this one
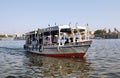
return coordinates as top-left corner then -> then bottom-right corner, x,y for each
0,0 -> 120,34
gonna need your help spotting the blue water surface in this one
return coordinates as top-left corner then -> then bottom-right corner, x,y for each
0,39 -> 120,78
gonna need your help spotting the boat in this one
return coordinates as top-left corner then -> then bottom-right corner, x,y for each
24,24 -> 92,57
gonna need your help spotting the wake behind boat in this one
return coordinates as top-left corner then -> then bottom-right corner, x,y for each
24,24 -> 92,57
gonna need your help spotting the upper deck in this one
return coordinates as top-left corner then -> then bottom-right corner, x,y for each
25,24 -> 90,46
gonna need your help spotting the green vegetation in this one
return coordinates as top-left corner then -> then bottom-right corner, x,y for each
0,34 -> 6,38
8,35 -> 13,37
94,29 -> 106,35
0,34 -> 13,38
94,28 -> 120,39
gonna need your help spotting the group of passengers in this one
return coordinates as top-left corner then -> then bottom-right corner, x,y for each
31,35 -> 44,51
25,32 -> 83,51
26,34 -> 58,51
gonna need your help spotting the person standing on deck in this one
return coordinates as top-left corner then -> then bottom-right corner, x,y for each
39,35 -> 43,52
52,35 -> 58,45
46,36 -> 51,45
61,33 -> 67,45
32,38 -> 37,50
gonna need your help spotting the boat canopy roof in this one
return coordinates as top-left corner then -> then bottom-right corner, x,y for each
25,30 -> 37,36
43,25 -> 70,32
41,25 -> 86,32
72,26 -> 86,30
25,25 -> 87,35
78,26 -> 86,30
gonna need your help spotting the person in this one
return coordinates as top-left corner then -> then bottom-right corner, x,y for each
32,38 -> 37,50
65,38 -> 69,44
52,35 -> 58,45
61,33 -> 67,45
70,37 -> 73,42
75,37 -> 78,45
39,35 -> 43,52
46,36 -> 51,45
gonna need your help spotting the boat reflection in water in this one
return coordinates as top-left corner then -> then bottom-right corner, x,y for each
24,54 -> 92,78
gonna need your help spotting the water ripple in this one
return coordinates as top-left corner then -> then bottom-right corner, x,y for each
0,39 -> 120,77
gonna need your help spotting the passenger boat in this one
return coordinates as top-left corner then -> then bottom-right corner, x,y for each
24,24 -> 92,57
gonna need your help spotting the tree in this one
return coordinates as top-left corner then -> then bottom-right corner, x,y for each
108,29 -> 111,33
0,34 -> 6,38
114,28 -> 119,33
94,29 -> 106,35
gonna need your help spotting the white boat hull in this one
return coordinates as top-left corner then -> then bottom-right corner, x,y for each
24,44 -> 90,57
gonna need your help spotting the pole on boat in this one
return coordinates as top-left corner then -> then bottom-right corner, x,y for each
48,24 -> 52,46
69,22 -> 71,45
86,23 -> 89,40
75,23 -> 81,42
57,25 -> 61,52
58,26 -> 61,46
42,28 -> 44,51
75,22 -> 79,43
55,22 -> 56,25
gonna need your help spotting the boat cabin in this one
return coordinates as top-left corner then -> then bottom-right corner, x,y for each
25,24 -> 89,47
24,24 -> 92,57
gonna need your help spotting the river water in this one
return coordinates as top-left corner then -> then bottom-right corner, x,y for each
0,39 -> 120,78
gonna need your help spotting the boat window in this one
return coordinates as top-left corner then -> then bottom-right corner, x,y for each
60,29 -> 71,33
42,30 -> 59,36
